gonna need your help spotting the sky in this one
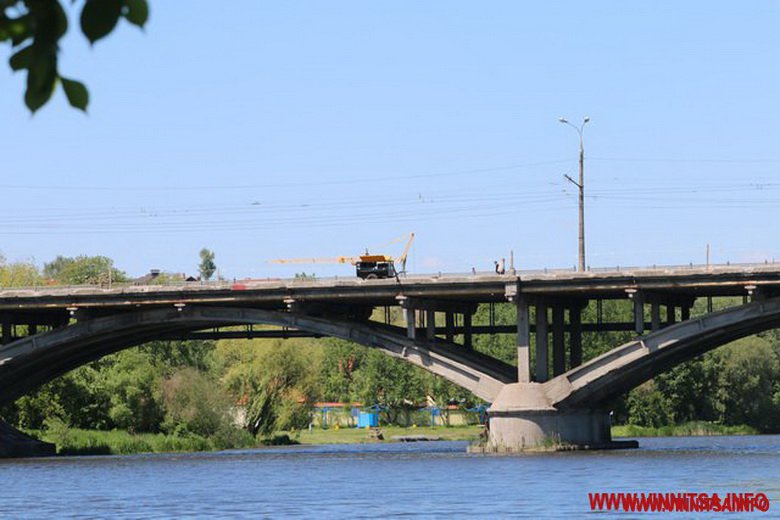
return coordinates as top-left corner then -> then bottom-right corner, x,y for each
3,2 -> 780,280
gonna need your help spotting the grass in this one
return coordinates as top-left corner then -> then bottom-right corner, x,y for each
26,420 -> 759,456
611,421 -> 758,438
287,424 -> 484,445
29,424 -> 256,456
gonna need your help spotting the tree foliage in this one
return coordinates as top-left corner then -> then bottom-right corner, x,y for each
44,254 -> 127,285
620,330 -> 780,431
198,248 -> 216,281
319,338 -> 476,424
2,0 -> 149,113
0,256 -> 42,286
159,368 -> 234,438
217,339 -> 320,436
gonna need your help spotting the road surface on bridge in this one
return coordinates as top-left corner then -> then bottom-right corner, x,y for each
1,263 -> 780,314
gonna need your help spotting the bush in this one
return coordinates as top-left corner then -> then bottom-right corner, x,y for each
159,368 -> 235,437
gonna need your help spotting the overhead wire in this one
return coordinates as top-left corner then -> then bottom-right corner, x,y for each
3,156 -> 780,235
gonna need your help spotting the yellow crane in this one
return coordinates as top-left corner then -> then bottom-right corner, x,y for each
269,233 -> 415,279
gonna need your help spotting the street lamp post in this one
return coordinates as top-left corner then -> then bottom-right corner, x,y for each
559,116 -> 590,272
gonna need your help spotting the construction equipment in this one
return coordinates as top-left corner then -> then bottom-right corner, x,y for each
270,233 -> 415,280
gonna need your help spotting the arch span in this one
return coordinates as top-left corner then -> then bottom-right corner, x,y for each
0,305 -> 514,404
545,297 -> 780,409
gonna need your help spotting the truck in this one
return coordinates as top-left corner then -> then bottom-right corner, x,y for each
270,233 -> 415,280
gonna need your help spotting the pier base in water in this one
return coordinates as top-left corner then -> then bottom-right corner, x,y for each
0,419 -> 55,458
474,383 -> 638,453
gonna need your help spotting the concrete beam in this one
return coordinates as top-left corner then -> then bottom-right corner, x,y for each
554,297 -> 780,410
0,305 -> 516,411
397,296 -> 477,315
177,320 -> 691,341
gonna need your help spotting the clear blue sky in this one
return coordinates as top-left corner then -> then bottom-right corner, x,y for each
3,2 -> 780,279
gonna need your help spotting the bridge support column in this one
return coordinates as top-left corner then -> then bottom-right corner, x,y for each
552,306 -> 565,376
478,383 -> 637,452
1,317 -> 11,345
650,302 -> 661,331
463,313 -> 472,349
516,295 -> 530,383
426,310 -> 435,340
569,305 -> 582,368
445,313 -> 455,342
404,308 -> 416,340
633,292 -> 645,334
666,304 -> 675,325
535,302 -> 548,382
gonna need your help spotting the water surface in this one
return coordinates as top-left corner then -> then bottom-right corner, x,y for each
1,436 -> 777,518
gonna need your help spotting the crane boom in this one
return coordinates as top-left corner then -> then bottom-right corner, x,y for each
394,232 -> 415,273
268,256 -> 358,265
268,232 -> 414,278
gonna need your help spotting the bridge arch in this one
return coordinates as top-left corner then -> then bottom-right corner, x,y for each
0,305 -> 514,405
546,297 -> 780,409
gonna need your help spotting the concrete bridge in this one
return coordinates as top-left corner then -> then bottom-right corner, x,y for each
2,263 -> 780,456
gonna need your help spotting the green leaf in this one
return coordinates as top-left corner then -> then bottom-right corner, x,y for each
25,52 -> 58,113
52,0 -> 69,40
9,45 -> 34,71
26,0 -> 68,44
80,0 -> 123,44
123,0 -> 148,28
61,77 -> 89,112
1,15 -> 34,45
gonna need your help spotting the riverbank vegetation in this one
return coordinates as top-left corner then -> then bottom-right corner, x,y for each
29,420 -> 761,456
2,254 -> 780,455
612,421 -> 758,438
31,419 -> 256,456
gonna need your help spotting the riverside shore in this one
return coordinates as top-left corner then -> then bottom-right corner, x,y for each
28,421 -> 759,456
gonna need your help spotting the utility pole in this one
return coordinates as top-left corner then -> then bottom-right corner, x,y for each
560,116 -> 590,272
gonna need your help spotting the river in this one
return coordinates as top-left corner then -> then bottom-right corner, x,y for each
0,435 -> 777,518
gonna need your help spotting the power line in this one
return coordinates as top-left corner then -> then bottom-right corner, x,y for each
590,156 -> 780,164
0,159 -> 571,192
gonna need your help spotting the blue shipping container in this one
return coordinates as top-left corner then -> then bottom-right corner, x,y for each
357,412 -> 379,428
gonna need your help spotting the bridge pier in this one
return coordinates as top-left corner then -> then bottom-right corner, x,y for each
0,419 -> 55,458
476,383 -> 637,452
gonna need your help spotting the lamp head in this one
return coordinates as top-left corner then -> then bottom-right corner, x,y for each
559,117 -> 568,124
583,116 -> 591,123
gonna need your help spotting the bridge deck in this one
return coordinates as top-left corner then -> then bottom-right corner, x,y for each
1,263 -> 780,313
